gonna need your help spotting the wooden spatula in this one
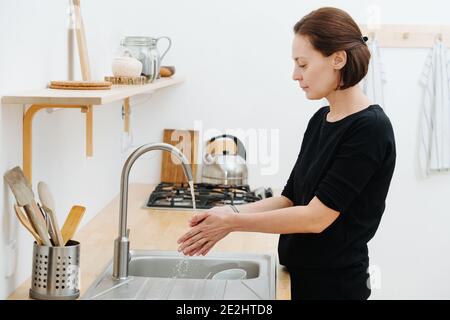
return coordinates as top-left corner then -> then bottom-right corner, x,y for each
13,204 -> 42,244
37,182 -> 64,247
4,167 -> 52,246
61,205 -> 86,245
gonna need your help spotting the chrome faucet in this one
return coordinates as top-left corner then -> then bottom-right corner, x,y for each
113,142 -> 193,279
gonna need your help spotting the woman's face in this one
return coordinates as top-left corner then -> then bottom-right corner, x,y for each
291,34 -> 345,100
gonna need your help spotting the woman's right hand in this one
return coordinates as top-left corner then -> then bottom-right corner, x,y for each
189,205 -> 234,227
179,209 -> 235,256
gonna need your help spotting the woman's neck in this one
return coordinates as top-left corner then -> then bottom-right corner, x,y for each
325,85 -> 372,121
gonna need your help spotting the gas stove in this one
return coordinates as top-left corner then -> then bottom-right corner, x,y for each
145,182 -> 273,210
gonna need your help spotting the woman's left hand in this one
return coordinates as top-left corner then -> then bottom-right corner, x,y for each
177,211 -> 235,256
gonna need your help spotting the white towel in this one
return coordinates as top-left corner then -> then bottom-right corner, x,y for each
419,39 -> 450,175
360,38 -> 387,107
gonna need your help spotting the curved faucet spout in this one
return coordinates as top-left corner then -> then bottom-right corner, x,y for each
113,142 -> 193,279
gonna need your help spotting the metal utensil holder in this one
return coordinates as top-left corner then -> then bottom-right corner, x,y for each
29,240 -> 80,300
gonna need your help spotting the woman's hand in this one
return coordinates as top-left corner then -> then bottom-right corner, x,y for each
188,205 -> 234,227
177,210 -> 235,256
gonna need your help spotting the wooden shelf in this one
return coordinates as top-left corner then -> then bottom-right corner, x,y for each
1,76 -> 185,105
1,76 -> 185,182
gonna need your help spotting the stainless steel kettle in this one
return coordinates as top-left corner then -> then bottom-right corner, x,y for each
201,134 -> 248,185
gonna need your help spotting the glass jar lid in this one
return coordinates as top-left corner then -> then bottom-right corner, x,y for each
120,36 -> 155,47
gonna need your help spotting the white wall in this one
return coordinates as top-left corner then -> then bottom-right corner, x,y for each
1,0 -> 449,299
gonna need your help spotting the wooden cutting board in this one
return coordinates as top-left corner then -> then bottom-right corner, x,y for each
161,129 -> 198,183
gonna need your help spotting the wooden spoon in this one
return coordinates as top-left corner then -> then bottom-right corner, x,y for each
4,167 -> 51,246
61,205 -> 86,245
13,204 -> 42,244
37,182 -> 64,246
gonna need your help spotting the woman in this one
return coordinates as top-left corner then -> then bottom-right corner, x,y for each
177,7 -> 396,300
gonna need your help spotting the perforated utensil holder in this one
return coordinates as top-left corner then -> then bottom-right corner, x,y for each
29,240 -> 80,300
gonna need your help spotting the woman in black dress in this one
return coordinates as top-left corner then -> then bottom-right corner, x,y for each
177,7 -> 396,300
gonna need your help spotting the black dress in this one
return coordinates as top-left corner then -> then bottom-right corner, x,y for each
279,104 -> 396,300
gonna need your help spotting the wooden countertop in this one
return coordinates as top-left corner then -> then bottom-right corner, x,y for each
8,183 -> 291,300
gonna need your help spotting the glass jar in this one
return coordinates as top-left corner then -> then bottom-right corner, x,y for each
120,36 -> 172,82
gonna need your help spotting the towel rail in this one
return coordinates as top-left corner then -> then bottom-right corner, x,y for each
359,24 -> 450,48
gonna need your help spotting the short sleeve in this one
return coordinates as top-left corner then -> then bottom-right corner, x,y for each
281,165 -> 295,202
281,134 -> 309,203
314,116 -> 387,213
281,107 -> 327,203
282,107 -> 329,203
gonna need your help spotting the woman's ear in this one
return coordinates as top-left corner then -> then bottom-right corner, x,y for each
332,50 -> 347,70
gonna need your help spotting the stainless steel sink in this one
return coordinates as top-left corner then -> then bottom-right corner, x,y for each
83,145 -> 276,300
82,250 -> 276,300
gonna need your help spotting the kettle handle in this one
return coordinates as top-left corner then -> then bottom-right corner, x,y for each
156,36 -> 172,61
208,134 -> 246,160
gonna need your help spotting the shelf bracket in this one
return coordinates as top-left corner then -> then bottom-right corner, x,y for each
80,105 -> 93,156
123,98 -> 130,133
23,104 -> 92,182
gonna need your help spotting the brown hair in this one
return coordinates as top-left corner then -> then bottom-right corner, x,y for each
293,7 -> 370,90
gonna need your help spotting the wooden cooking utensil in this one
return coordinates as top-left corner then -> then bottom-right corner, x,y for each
61,205 -> 86,245
37,182 -> 64,247
73,0 -> 91,81
73,0 -> 94,157
36,202 -> 50,235
13,204 -> 42,245
3,167 -> 52,246
161,129 -> 199,183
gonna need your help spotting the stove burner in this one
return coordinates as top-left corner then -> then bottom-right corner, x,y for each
146,182 -> 272,210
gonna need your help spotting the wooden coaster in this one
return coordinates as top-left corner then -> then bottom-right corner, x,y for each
50,80 -> 112,87
48,84 -> 111,90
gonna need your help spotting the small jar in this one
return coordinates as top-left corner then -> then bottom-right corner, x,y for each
112,53 -> 143,77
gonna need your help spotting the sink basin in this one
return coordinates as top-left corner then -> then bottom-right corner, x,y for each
128,253 -> 260,279
82,250 -> 276,300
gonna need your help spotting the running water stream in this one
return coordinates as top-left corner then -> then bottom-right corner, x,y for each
173,180 -> 197,280
188,180 -> 196,211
